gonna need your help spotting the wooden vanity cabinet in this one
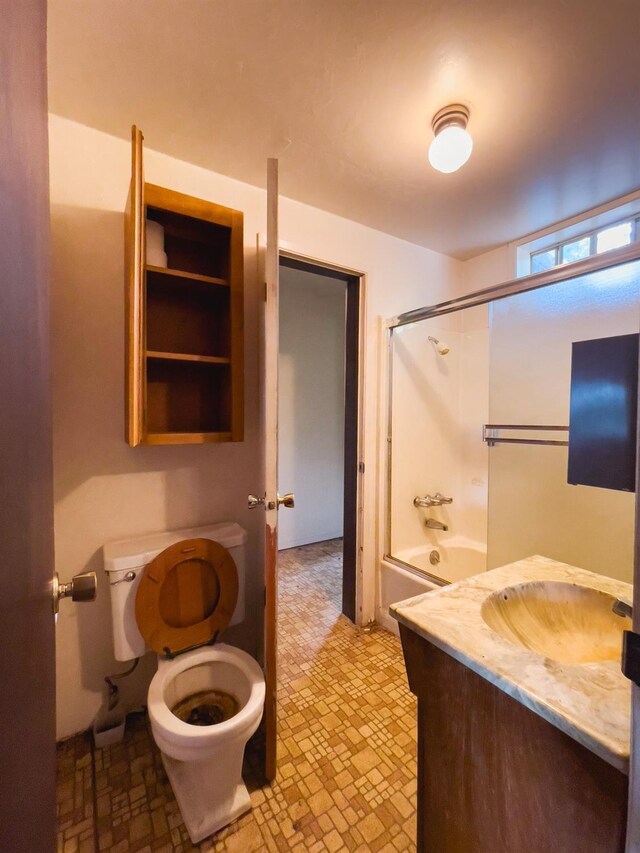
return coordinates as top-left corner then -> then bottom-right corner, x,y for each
399,625 -> 628,853
124,126 -> 244,445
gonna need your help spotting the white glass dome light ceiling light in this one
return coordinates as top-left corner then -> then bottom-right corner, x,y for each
428,104 -> 473,174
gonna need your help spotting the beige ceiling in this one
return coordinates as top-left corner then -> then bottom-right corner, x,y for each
47,0 -> 640,259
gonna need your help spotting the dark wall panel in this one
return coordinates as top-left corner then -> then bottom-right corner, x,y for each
568,334 -> 638,492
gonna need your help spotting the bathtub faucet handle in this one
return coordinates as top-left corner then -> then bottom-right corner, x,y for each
413,493 -> 453,508
433,493 -> 453,505
414,495 -> 436,507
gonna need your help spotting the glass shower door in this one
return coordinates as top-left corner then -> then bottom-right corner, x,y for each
387,305 -> 490,583
486,259 -> 640,585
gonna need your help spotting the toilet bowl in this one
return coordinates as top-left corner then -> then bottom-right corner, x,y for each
149,644 -> 265,841
103,523 -> 264,844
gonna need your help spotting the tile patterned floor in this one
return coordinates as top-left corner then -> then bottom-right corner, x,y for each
56,539 -> 417,852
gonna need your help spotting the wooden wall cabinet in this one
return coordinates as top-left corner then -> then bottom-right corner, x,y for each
124,126 -> 244,445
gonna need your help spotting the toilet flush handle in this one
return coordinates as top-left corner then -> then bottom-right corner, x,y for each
109,571 -> 136,586
52,571 -> 97,615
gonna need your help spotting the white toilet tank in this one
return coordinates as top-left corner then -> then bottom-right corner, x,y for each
103,522 -> 247,662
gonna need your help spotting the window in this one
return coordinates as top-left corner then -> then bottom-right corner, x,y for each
561,237 -> 590,264
530,248 -> 556,273
596,221 -> 633,254
530,217 -> 639,274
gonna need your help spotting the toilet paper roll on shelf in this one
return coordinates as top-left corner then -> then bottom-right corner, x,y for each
146,219 -> 168,267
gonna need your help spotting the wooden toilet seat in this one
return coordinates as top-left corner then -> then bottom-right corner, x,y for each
135,538 -> 239,658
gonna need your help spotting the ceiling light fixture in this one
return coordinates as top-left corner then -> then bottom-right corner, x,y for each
428,104 -> 473,174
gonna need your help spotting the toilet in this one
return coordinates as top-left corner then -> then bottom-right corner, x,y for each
103,523 -> 265,843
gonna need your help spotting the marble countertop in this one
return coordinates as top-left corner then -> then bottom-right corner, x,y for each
390,555 -> 632,773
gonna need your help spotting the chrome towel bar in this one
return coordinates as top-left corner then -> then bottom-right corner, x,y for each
483,424 -> 569,447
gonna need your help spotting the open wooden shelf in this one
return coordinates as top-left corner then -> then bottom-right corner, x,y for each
146,268 -> 231,359
145,264 -> 229,288
146,358 -> 232,435
146,350 -> 231,365
147,202 -> 232,281
125,127 -> 244,446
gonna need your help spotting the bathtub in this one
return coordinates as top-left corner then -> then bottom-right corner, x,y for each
377,536 -> 487,635
396,536 -> 487,583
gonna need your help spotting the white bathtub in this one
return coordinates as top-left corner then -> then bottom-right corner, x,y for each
377,537 -> 487,635
396,536 -> 487,583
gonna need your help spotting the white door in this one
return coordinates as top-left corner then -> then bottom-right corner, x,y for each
249,158 -> 294,781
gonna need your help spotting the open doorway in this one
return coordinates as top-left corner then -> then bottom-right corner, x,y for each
277,254 -> 361,622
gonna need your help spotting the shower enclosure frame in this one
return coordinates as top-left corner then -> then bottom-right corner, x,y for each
382,238 -> 640,851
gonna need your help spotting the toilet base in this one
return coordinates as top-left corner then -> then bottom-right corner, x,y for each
161,751 -> 252,844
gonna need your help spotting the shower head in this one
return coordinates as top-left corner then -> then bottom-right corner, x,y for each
428,336 -> 450,356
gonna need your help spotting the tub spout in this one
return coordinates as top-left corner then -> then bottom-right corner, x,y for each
425,518 -> 448,531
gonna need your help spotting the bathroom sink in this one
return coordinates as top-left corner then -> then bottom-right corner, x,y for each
480,580 -> 631,665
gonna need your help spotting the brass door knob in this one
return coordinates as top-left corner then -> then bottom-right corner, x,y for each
277,493 -> 295,509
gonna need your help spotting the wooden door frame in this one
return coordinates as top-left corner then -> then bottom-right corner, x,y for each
278,250 -> 366,624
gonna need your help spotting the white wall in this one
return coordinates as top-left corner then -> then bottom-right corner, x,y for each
462,243 -> 514,293
278,267 -> 346,549
50,115 -> 463,738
